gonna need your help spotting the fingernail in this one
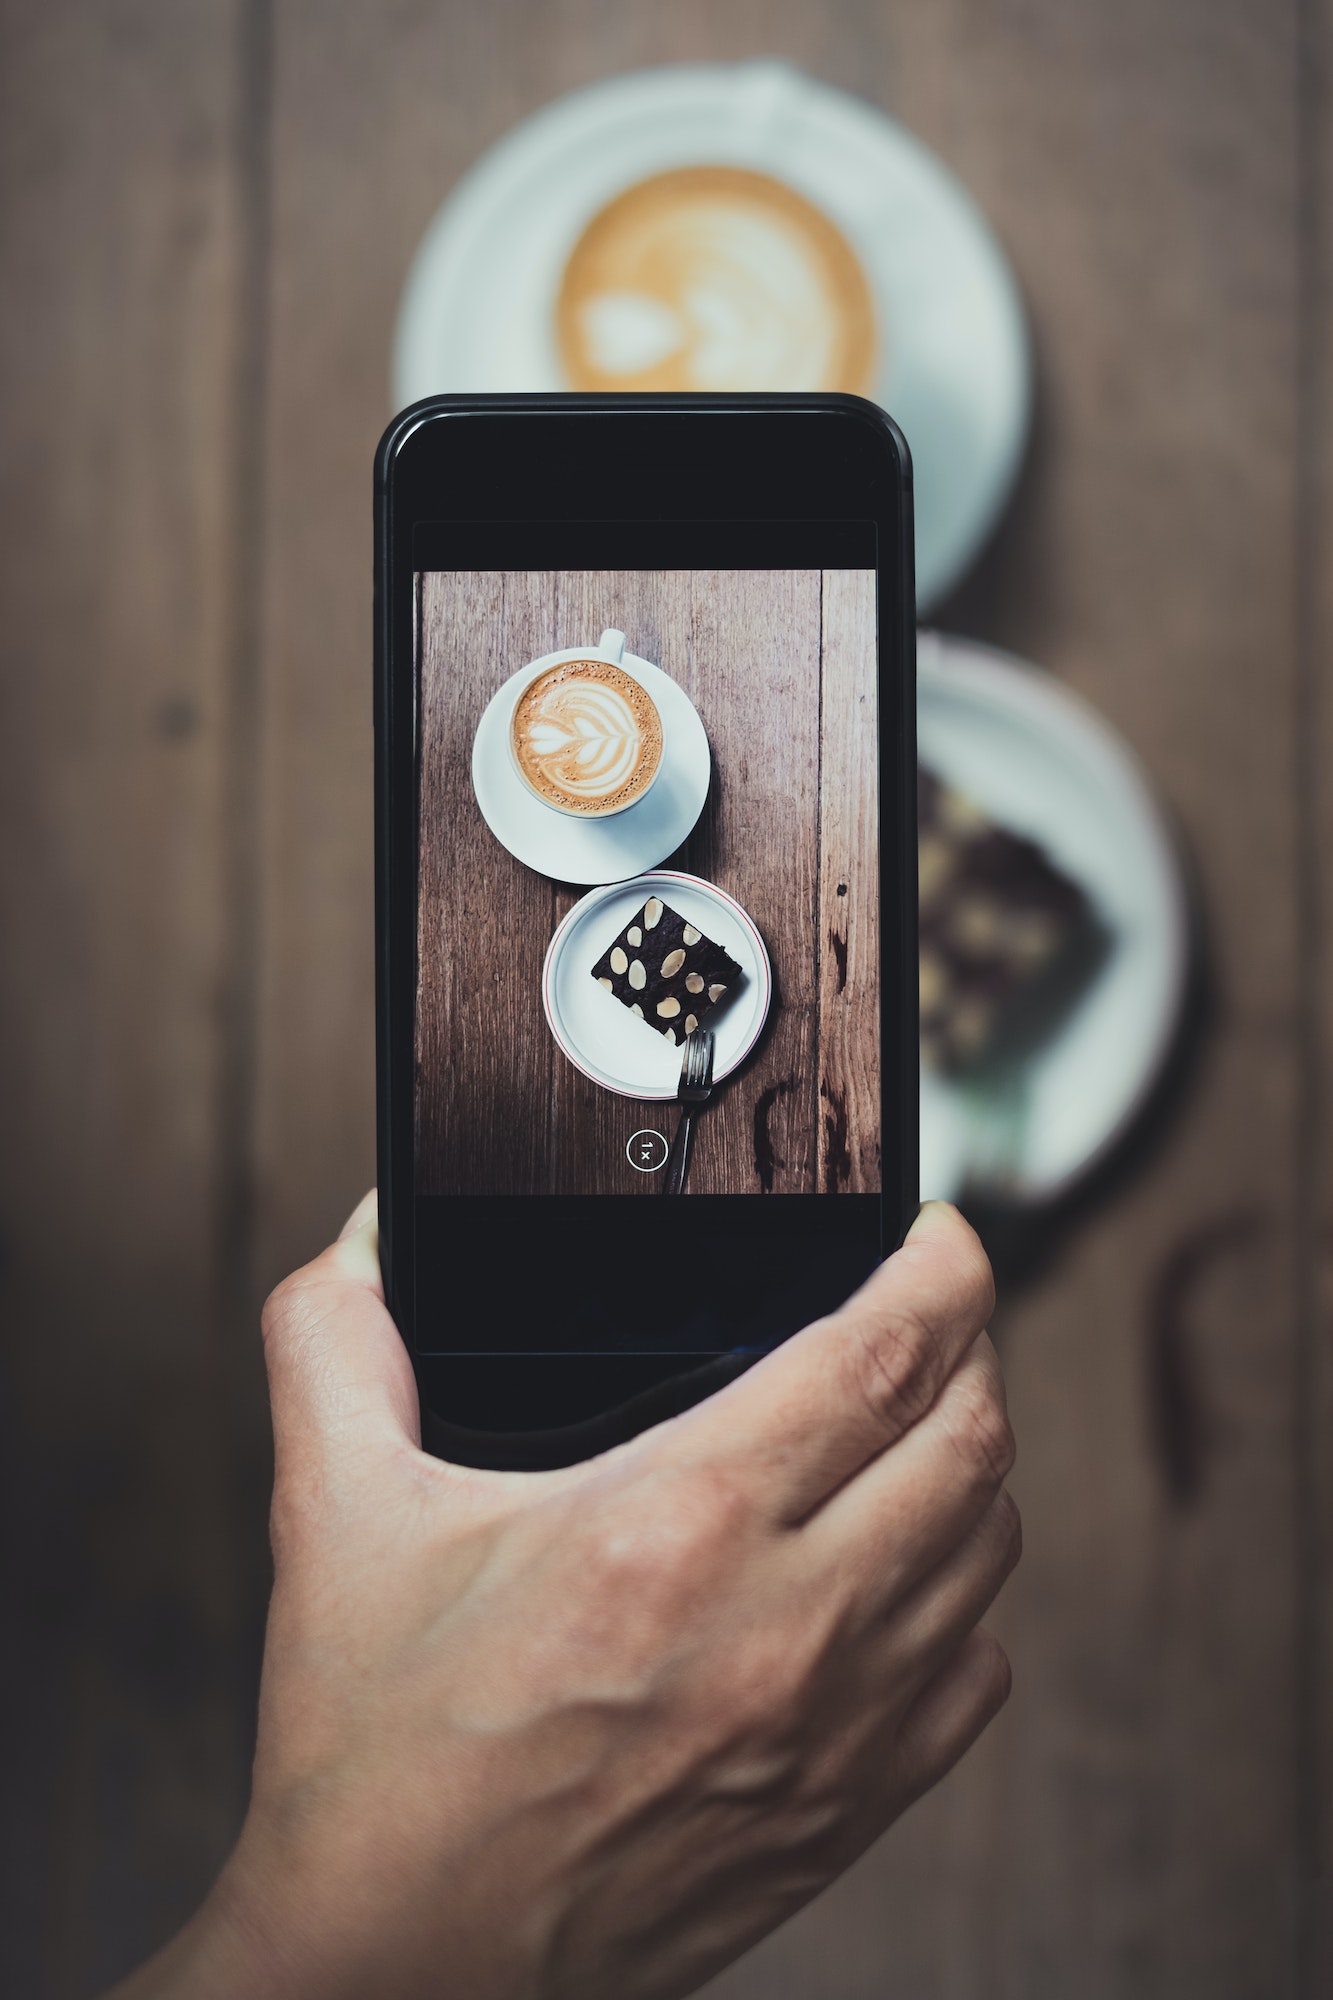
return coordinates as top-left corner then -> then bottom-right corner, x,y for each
338,1190 -> 378,1240
907,1199 -> 957,1236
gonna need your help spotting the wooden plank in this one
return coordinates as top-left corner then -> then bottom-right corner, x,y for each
416,570 -> 555,1194
817,569 -> 881,1194
1304,0 -> 1333,1985
684,569 -> 823,1195
0,2 -> 259,1993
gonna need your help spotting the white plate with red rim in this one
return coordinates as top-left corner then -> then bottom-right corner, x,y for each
543,871 -> 772,1100
473,638 -> 712,885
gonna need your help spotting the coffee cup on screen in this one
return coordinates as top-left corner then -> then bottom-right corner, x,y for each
509,629 -> 665,819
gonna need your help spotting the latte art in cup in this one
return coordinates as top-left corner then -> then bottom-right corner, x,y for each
556,165 -> 878,395
511,659 -> 664,816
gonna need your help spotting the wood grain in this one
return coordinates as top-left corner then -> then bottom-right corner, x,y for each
817,570 -> 881,1194
1306,0 -> 1333,1983
683,569 -> 824,1194
0,3 -> 264,1993
417,571 -> 556,1194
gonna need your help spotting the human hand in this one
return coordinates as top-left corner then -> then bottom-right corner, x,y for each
114,1197 -> 1016,2000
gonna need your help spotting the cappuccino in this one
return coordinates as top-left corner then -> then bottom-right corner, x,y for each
556,165 -> 877,395
511,658 -> 663,817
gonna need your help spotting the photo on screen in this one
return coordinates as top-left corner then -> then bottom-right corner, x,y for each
414,567 -> 880,1199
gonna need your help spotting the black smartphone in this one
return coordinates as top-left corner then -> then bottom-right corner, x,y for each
374,394 -> 916,1467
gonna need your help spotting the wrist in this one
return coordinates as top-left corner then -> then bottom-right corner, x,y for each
104,1820 -> 336,2000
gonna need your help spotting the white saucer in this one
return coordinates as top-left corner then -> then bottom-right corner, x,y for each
917,632 -> 1190,1205
543,871 -> 772,1100
393,61 -> 1031,612
473,651 -> 711,884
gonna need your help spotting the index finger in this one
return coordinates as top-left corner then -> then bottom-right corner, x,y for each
665,1203 -> 995,1522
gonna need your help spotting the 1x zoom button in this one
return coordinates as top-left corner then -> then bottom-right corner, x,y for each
626,1130 -> 669,1172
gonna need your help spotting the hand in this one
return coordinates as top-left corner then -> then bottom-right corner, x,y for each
113,1198 -> 1017,2000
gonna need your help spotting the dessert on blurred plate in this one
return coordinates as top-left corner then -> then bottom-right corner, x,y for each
918,765 -> 1108,1075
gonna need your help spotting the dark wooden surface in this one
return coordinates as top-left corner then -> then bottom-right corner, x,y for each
2,1 -> 1330,1994
415,568 -> 879,1196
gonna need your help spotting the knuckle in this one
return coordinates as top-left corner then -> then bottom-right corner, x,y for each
260,1271 -> 303,1346
978,1628 -> 1013,1709
267,1480 -> 301,1569
260,1265 -> 326,1355
261,1264 -> 342,1390
844,1306 -> 944,1439
995,1488 -> 1023,1571
267,1460 -> 320,1573
948,1377 -> 1016,1490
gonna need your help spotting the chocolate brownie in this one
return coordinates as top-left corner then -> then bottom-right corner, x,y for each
918,767 -> 1106,1073
591,893 -> 742,1047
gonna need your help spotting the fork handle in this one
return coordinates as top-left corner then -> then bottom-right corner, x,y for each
663,1107 -> 696,1196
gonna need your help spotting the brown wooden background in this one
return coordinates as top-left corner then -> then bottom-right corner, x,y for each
2,2 -> 1332,1995
416,569 -> 880,1196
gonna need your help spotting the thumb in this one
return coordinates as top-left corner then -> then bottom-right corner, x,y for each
260,1190 -> 421,1473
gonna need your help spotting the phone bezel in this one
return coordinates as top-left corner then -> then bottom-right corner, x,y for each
375,394 -> 917,1466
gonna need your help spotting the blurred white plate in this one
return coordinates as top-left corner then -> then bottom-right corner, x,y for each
917,632 -> 1189,1204
473,644 -> 711,884
394,60 -> 1031,611
544,871 -> 771,1100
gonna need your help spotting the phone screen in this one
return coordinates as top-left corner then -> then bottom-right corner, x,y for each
410,519 -> 893,1358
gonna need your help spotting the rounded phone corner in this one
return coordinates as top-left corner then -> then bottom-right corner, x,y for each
416,1351 -> 758,1471
374,396 -> 462,490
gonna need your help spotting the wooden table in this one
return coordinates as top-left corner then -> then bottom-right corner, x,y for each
416,567 -> 879,1197
2,2 -> 1329,1994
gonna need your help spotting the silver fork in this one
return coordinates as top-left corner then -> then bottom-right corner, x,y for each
662,1030 -> 716,1196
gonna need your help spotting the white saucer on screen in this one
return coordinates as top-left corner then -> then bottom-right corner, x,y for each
473,639 -> 711,885
917,632 -> 1189,1204
393,61 -> 1031,611
543,871 -> 771,1101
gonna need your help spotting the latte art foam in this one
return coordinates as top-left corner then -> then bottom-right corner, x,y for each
556,165 -> 877,395
511,659 -> 663,816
